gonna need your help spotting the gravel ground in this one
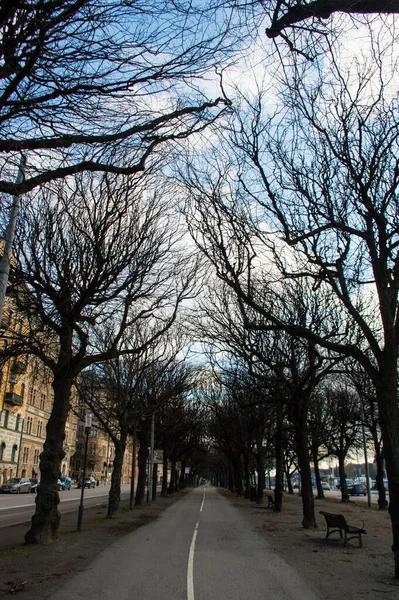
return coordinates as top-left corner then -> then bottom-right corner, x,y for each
221,489 -> 399,599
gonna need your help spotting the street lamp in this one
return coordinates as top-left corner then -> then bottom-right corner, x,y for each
77,411 -> 92,531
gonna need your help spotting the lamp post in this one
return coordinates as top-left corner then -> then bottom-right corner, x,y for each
0,154 -> 26,326
77,412 -> 92,531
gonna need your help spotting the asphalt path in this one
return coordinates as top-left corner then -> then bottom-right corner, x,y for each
0,484 -> 124,528
48,485 -> 318,600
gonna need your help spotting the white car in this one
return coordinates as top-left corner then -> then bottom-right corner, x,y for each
0,477 -> 32,493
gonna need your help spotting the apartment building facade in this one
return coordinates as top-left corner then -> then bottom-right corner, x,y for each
0,303 -> 78,484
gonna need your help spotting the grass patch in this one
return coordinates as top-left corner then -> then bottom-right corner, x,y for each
0,544 -> 31,557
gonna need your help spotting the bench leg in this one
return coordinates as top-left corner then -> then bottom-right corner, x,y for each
344,533 -> 363,547
326,527 -> 343,540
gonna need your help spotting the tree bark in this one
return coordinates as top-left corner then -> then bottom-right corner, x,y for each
312,447 -> 324,500
296,422 -> 316,528
274,411 -> 285,513
25,375 -> 73,544
255,441 -> 265,504
374,444 -> 387,510
338,456 -> 349,502
152,463 -> 158,501
134,441 -> 148,506
161,450 -> 169,497
107,430 -> 127,518
285,468 -> 294,494
168,456 -> 177,494
291,394 -> 317,528
375,363 -> 399,578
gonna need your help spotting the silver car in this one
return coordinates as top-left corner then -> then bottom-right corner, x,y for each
0,477 -> 32,493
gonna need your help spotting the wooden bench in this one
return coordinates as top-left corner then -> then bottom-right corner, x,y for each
319,511 -> 367,547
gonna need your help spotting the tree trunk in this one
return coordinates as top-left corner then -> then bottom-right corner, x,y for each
233,456 -> 243,495
243,452 -> 251,498
134,442 -> 148,506
152,463 -> 158,501
179,460 -> 186,489
285,469 -> 294,494
296,424 -> 316,528
168,456 -> 176,494
274,411 -> 284,513
338,455 -> 349,502
228,463 -> 234,492
375,368 -> 399,578
313,446 -> 324,500
161,446 -> 169,497
25,375 -> 73,544
291,394 -> 316,528
107,430 -> 127,518
372,431 -> 387,510
255,442 -> 265,504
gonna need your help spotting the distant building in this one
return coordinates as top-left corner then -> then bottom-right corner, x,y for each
0,299 -> 78,484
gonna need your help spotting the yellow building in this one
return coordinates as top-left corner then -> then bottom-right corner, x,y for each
0,302 -> 78,484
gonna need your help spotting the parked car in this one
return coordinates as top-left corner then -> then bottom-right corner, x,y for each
29,478 -> 40,493
349,483 -> 367,496
321,481 -> 331,490
336,478 -> 354,490
0,477 -> 32,493
58,476 -> 72,491
77,476 -> 96,489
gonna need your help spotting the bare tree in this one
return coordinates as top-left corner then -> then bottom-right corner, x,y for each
178,37 -> 399,575
347,360 -> 387,509
2,171 -> 198,543
322,383 -> 364,502
77,329 -> 186,518
0,1 -> 238,196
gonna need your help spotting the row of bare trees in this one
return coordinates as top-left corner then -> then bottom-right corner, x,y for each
2,0 -> 399,579
176,28 -> 399,575
0,0 -> 246,545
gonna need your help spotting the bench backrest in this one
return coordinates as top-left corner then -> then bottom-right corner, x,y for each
320,511 -> 347,528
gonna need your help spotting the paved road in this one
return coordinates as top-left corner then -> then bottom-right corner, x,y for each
49,485 -> 317,600
0,484 -> 125,528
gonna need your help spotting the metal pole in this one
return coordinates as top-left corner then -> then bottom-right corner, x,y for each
0,155 -> 26,325
77,412 -> 92,531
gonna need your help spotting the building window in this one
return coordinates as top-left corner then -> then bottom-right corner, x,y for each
15,414 -> 21,431
34,449 -> 40,465
3,410 -> 9,428
28,388 -> 37,406
40,393 -> 45,411
0,442 -> 5,460
26,416 -> 33,434
22,447 -> 29,464
11,444 -> 17,462
37,420 -> 43,438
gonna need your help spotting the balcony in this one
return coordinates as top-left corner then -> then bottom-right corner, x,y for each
4,391 -> 23,406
